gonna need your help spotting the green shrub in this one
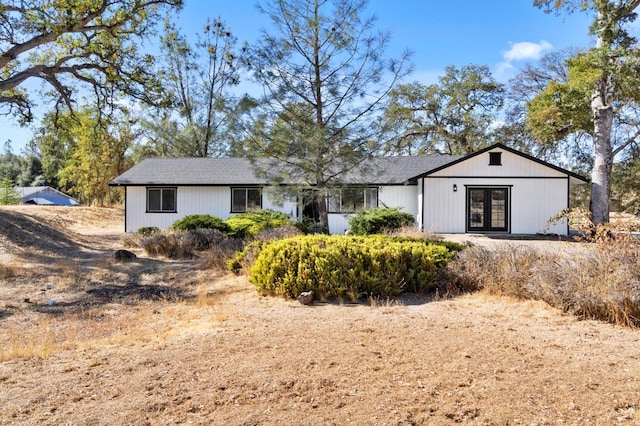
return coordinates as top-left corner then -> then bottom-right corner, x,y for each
349,207 -> 415,235
137,226 -> 160,237
171,215 -> 230,232
249,235 -> 457,300
226,209 -> 294,238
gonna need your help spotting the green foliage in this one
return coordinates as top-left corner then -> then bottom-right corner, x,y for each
137,227 -> 160,237
0,0 -> 183,123
56,108 -> 135,206
525,54 -> 596,143
244,0 -> 411,229
348,207 -> 415,235
141,17 -> 244,158
0,175 -> 20,205
383,65 -> 504,155
0,149 -> 42,187
249,235 -> 458,300
170,215 -> 230,232
227,240 -> 270,273
225,209 -> 294,238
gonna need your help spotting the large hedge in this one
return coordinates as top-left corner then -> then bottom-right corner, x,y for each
226,209 -> 294,238
249,235 -> 460,300
348,207 -> 415,235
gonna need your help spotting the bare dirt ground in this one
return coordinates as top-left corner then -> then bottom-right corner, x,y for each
1,206 -> 639,425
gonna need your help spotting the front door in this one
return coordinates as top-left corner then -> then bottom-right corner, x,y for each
467,187 -> 509,232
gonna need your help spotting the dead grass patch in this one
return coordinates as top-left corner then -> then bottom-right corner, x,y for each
447,238 -> 640,327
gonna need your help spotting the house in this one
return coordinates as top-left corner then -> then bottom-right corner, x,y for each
109,143 -> 588,235
14,186 -> 79,206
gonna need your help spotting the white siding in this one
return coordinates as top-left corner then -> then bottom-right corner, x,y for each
378,186 -> 417,218
423,178 -> 569,235
125,186 -> 295,232
421,148 -> 574,235
431,149 -> 566,179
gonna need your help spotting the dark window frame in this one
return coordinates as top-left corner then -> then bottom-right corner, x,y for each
327,187 -> 378,213
231,187 -> 262,213
465,186 -> 510,233
146,187 -> 177,213
489,152 -> 502,166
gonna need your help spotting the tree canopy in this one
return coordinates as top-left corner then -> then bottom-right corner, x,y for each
382,65 -> 504,156
530,0 -> 640,224
140,17 -> 245,158
242,0 -> 411,230
0,0 -> 183,123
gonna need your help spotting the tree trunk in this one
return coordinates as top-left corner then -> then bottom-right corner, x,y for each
590,8 -> 614,227
591,103 -> 613,225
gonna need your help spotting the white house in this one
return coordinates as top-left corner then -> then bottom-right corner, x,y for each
109,143 -> 587,235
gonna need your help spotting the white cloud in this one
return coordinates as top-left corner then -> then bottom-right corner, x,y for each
503,40 -> 553,62
494,40 -> 553,81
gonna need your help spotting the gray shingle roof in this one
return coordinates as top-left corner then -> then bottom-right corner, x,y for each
109,155 -> 461,186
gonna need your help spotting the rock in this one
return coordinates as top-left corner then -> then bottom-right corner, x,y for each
298,290 -> 314,305
114,249 -> 137,262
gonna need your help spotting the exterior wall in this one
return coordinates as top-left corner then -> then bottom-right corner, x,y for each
327,185 -> 418,235
422,177 -> 569,234
125,186 -> 296,232
421,148 -> 573,235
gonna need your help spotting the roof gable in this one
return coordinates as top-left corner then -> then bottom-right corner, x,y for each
408,143 -> 588,184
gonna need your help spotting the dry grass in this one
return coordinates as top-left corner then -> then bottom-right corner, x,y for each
0,288 -> 242,363
3,206 -> 640,425
0,260 -> 22,279
447,237 -> 640,327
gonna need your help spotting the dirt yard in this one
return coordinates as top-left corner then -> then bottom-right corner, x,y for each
0,206 -> 639,425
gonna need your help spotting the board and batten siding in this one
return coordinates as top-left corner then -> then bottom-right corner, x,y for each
422,149 -> 572,235
327,185 -> 418,235
422,177 -> 568,234
125,186 -> 296,233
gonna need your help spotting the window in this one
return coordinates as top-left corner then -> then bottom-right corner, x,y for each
328,187 -> 378,213
232,188 -> 261,212
489,152 -> 502,166
147,187 -> 176,213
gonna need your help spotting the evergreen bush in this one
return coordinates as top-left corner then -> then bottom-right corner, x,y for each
249,235 -> 458,300
226,209 -> 294,238
349,207 -> 415,235
170,214 -> 230,232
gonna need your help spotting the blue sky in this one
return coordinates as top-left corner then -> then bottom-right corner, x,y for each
1,0 -> 598,154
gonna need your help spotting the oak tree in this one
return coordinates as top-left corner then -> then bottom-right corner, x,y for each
0,0 -> 183,123
382,65 -> 504,156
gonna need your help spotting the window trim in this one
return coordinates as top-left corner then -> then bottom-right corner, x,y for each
231,187 -> 262,213
146,187 -> 177,213
328,187 -> 378,213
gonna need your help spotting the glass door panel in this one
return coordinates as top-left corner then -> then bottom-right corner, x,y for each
467,187 -> 509,232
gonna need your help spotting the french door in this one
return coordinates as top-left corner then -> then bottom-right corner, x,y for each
467,187 -> 509,232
